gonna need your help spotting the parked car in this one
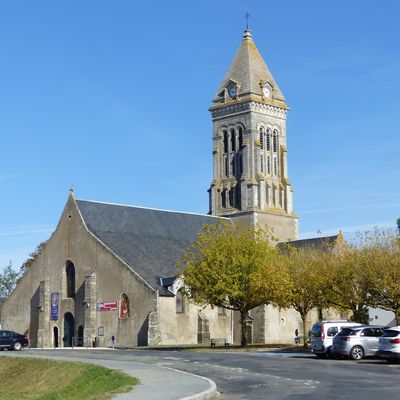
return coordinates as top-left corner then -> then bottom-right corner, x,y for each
311,320 -> 362,357
378,326 -> 400,362
332,325 -> 387,360
0,330 -> 29,351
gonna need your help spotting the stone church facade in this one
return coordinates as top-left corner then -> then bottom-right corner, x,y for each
1,29 -> 331,347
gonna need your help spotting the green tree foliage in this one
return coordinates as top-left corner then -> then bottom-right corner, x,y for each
367,229 -> 400,324
178,222 -> 291,347
20,241 -> 47,276
0,263 -> 20,297
326,243 -> 371,323
282,245 -> 330,346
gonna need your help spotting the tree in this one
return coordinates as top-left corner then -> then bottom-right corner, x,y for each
0,262 -> 20,297
178,222 -> 291,347
326,233 -> 376,324
396,218 -> 400,236
282,245 -> 330,347
367,229 -> 400,324
20,241 -> 47,276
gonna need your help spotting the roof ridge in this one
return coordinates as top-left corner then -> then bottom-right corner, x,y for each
76,198 -> 226,220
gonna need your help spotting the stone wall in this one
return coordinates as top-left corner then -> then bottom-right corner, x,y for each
1,195 -> 156,348
157,296 -> 232,345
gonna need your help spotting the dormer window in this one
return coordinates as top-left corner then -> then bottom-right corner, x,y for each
226,82 -> 238,99
262,83 -> 272,98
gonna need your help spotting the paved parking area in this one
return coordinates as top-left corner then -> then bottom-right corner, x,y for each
5,348 -> 400,399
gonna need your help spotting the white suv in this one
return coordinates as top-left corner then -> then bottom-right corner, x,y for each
378,326 -> 400,362
311,320 -> 362,357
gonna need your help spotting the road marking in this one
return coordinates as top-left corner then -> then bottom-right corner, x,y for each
158,359 -> 320,390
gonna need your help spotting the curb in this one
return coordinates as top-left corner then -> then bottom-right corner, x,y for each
0,351 -> 217,400
159,364 -> 217,400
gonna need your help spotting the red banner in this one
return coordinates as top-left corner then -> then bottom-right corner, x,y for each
97,301 -> 117,312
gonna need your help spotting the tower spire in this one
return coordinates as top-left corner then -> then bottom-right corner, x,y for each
208,29 -> 298,241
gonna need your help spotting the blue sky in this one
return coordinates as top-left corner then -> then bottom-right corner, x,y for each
1,0 -> 399,269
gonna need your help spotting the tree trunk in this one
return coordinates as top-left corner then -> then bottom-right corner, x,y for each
301,313 -> 308,348
351,304 -> 368,324
395,309 -> 400,326
240,310 -> 248,347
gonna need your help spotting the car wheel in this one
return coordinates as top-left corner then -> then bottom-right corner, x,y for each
350,345 -> 364,360
315,353 -> 325,358
13,342 -> 22,351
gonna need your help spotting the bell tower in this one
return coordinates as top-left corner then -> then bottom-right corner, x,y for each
208,30 -> 298,241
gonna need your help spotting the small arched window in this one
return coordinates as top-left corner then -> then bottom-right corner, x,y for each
223,130 -> 228,153
119,293 -> 130,319
176,289 -> 185,313
238,127 -> 243,148
235,185 -> 241,210
66,261 -> 75,298
229,188 -> 234,207
273,130 -> 278,153
230,128 -> 236,152
267,155 -> 271,175
260,155 -> 264,173
221,190 -> 227,208
266,129 -> 271,151
259,127 -> 264,150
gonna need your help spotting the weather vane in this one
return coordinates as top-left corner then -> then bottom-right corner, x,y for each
245,11 -> 250,30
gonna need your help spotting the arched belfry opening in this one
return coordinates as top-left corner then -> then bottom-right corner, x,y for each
66,260 -> 75,298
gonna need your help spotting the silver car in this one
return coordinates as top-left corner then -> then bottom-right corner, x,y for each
332,325 -> 387,360
378,326 -> 400,362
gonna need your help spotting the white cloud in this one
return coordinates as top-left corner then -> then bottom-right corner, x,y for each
0,174 -> 11,182
298,202 -> 400,216
0,225 -> 53,238
299,220 -> 395,239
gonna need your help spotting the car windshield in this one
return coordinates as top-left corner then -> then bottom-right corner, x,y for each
337,328 -> 359,337
337,328 -> 353,336
381,330 -> 400,338
311,325 -> 321,338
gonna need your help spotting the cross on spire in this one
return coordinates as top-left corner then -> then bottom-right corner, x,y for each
245,11 -> 250,30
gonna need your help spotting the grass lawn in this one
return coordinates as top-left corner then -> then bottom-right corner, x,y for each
0,357 -> 139,400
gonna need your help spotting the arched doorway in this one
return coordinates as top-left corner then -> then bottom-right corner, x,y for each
77,325 -> 84,347
53,327 -> 59,348
66,261 -> 75,298
63,313 -> 74,347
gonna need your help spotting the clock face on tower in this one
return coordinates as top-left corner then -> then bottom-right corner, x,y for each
227,83 -> 237,99
262,84 -> 271,98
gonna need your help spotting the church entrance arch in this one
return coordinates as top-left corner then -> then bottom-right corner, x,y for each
53,327 -> 59,348
63,313 -> 74,347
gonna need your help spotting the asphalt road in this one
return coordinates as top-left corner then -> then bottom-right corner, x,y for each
19,348 -> 400,400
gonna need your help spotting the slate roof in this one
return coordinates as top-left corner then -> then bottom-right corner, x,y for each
213,30 -> 285,103
76,199 -> 224,291
279,235 -> 339,250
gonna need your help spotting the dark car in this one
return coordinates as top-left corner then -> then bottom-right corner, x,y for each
0,330 -> 29,351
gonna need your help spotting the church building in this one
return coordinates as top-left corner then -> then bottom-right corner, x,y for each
1,29 -> 328,347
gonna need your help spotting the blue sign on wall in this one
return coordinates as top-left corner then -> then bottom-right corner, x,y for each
50,292 -> 59,321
